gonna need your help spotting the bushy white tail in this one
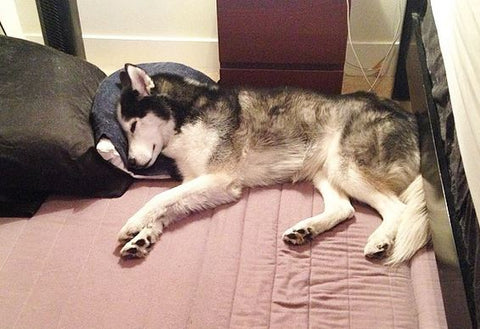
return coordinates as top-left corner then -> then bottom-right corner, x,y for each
386,175 -> 431,265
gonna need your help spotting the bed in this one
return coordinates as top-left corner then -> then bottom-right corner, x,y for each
1,182 -> 447,329
393,0 -> 480,327
0,3 -> 462,327
0,52 -> 448,329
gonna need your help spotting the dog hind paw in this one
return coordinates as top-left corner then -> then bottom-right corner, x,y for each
363,236 -> 393,259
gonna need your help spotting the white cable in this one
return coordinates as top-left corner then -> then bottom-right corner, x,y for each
345,62 -> 380,74
346,0 -> 374,89
369,0 -> 403,90
345,0 -> 404,91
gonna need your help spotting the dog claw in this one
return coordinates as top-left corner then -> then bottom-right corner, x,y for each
117,230 -> 140,243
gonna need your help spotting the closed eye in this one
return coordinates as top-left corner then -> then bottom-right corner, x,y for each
130,121 -> 137,133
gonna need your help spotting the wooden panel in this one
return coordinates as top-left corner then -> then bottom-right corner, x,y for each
219,68 -> 344,94
217,0 -> 347,66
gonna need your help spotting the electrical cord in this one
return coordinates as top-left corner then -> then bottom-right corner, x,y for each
345,0 -> 403,91
0,20 -> 7,36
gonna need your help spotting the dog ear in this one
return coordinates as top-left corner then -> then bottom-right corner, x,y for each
119,71 -> 130,89
122,64 -> 155,98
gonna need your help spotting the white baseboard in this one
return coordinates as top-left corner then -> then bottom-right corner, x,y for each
25,34 -> 398,79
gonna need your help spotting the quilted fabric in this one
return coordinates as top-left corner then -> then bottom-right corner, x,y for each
0,180 -> 447,328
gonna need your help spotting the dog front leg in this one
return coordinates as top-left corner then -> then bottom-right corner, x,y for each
118,173 -> 242,258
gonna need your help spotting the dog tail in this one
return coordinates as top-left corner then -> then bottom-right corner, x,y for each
386,175 -> 431,265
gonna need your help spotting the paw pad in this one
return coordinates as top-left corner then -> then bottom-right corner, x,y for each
119,229 -> 157,259
135,239 -> 147,247
364,242 -> 391,259
283,227 -> 314,245
126,247 -> 138,254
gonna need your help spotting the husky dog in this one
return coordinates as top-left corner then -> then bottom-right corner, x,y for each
116,64 -> 430,265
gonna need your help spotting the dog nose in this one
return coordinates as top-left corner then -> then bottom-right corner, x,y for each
127,157 -> 137,168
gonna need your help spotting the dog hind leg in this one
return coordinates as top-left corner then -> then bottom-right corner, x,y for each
282,172 -> 355,245
361,193 -> 406,259
339,174 -> 407,260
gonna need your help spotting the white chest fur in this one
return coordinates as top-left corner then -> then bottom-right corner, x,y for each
162,121 -> 220,180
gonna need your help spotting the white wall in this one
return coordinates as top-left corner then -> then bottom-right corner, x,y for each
8,0 -> 404,78
0,0 -> 28,39
12,0 -> 219,76
346,0 -> 406,77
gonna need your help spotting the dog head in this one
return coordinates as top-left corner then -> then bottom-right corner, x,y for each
117,64 -> 175,169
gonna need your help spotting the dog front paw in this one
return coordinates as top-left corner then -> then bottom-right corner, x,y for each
282,226 -> 315,245
119,226 -> 161,259
118,211 -> 164,259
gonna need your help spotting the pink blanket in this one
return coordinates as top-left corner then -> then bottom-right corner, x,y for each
0,181 -> 447,328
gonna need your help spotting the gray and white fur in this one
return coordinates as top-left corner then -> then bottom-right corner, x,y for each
116,64 -> 430,265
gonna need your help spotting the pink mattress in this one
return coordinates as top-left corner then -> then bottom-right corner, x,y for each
0,180 -> 447,329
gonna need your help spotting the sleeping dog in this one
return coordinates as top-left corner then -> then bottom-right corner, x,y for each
115,64 -> 430,265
